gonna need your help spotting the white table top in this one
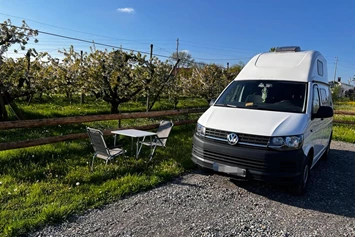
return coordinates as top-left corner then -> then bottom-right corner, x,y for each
111,129 -> 156,138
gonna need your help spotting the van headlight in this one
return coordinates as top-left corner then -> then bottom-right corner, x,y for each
268,135 -> 303,150
196,123 -> 206,137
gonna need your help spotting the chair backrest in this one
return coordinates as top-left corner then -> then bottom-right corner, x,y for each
156,120 -> 174,147
87,127 -> 109,157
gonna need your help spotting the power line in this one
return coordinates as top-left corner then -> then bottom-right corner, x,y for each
0,22 -> 174,60
0,12 -> 255,57
0,12 -> 176,46
1,21 -> 254,66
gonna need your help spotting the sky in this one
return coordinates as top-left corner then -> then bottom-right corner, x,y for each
1,0 -> 355,85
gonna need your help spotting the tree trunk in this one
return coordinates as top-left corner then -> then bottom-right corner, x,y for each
9,102 -> 25,120
146,94 -> 150,112
174,98 -> 179,109
0,94 -> 8,121
110,101 -> 119,114
27,95 -> 32,106
80,93 -> 85,104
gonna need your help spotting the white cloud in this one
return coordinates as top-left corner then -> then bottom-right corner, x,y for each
117,7 -> 135,13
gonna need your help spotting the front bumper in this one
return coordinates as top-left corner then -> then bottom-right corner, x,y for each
192,134 -> 306,184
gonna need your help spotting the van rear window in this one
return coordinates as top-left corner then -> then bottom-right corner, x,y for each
317,60 -> 324,76
215,80 -> 307,113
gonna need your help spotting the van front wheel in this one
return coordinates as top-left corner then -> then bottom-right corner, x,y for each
292,156 -> 310,196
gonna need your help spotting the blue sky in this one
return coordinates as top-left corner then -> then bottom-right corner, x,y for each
1,0 -> 355,84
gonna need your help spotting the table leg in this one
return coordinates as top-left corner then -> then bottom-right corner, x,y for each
150,135 -> 153,157
130,137 -> 134,157
136,137 -> 139,159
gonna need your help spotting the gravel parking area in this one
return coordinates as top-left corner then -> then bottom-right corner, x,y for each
31,141 -> 355,237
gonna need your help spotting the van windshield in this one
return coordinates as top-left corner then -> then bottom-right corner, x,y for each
214,80 -> 307,113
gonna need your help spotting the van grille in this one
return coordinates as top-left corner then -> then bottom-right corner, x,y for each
205,128 -> 269,147
193,145 -> 269,171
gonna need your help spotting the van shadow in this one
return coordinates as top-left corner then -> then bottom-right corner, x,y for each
230,148 -> 355,218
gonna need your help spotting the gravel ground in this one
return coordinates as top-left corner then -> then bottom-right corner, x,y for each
31,141 -> 355,237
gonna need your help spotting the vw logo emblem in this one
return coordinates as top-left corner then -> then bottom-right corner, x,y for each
227,133 -> 239,145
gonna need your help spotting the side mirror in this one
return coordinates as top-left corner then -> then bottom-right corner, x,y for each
209,99 -> 215,106
313,106 -> 333,119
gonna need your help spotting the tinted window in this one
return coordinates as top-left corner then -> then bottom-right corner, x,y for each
317,60 -> 323,76
214,80 -> 307,113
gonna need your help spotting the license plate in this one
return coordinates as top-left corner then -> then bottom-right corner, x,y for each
212,162 -> 246,177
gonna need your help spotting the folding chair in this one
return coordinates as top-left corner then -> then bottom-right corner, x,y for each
138,120 -> 174,160
87,127 -> 125,171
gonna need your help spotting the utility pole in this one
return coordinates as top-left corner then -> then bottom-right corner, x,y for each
176,38 -> 179,61
175,38 -> 179,75
146,44 -> 153,112
333,56 -> 338,83
92,40 -> 96,51
80,50 -> 84,104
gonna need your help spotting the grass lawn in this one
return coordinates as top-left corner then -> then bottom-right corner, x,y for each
333,101 -> 355,112
333,101 -> 355,143
9,96 -> 208,120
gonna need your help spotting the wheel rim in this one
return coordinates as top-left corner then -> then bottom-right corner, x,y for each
303,164 -> 309,187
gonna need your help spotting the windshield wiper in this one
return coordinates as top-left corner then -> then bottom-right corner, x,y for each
214,103 -> 239,108
226,104 -> 237,108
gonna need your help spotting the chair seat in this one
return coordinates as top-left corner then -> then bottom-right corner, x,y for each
140,141 -> 163,147
109,147 -> 125,156
96,147 -> 124,160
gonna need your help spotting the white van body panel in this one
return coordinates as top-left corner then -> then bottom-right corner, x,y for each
236,50 -> 327,83
199,107 -> 308,137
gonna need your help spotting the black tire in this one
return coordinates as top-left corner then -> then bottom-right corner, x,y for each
322,133 -> 332,161
292,156 -> 311,196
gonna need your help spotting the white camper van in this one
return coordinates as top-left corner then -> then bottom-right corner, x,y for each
192,46 -> 333,195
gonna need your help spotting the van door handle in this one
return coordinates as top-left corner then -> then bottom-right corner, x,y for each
310,129 -> 313,132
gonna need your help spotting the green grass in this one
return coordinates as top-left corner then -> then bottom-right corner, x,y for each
333,101 -> 355,142
333,101 -> 355,112
1,95 -> 206,143
334,114 -> 355,122
0,124 -> 197,237
333,124 -> 355,143
7,96 -> 208,120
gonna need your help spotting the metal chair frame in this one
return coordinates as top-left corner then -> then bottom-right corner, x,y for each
87,127 -> 125,170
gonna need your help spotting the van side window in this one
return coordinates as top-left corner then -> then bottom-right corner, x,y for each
312,86 -> 320,114
319,88 -> 330,106
317,60 -> 323,76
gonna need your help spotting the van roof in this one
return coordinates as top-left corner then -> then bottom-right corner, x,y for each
236,50 -> 328,84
